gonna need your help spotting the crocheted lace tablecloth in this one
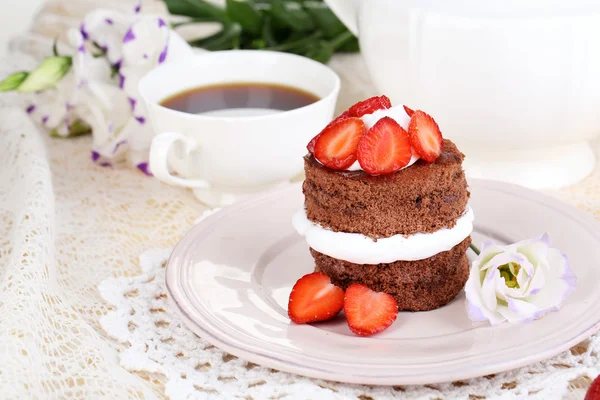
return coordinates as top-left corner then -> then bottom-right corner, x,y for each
1,2 -> 600,398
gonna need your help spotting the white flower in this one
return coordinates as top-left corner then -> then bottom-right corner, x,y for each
74,8 -> 193,172
464,234 -> 576,325
25,4 -> 192,173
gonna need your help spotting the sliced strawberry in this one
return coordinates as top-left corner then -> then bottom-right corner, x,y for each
330,110 -> 352,126
408,110 -> 443,162
314,117 -> 366,170
348,95 -> 392,118
586,375 -> 600,400
356,117 -> 412,175
307,111 -> 352,155
344,284 -> 398,336
403,105 -> 415,117
288,272 -> 345,324
307,135 -> 319,155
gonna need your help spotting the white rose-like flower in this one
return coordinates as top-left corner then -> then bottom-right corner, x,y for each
465,234 -> 576,325
20,4 -> 193,173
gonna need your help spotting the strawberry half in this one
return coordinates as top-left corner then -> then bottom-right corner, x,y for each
586,375 -> 600,400
408,110 -> 443,162
348,95 -> 392,118
403,105 -> 415,117
288,272 -> 345,324
344,284 -> 398,336
356,117 -> 412,175
307,111 -> 352,155
314,117 -> 366,170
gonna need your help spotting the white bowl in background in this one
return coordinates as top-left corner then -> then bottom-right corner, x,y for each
325,0 -> 600,188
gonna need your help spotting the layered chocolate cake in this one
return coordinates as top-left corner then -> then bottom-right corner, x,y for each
293,96 -> 474,312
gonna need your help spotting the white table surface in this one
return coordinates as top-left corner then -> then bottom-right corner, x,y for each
0,0 -> 44,56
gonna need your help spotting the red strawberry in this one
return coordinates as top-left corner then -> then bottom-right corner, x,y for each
330,110 -> 352,126
307,111 -> 352,154
356,117 -> 412,175
314,117 -> 366,170
288,272 -> 345,324
307,135 -> 318,155
403,105 -> 415,117
586,375 -> 600,400
344,284 -> 398,336
348,95 -> 392,118
408,110 -> 443,162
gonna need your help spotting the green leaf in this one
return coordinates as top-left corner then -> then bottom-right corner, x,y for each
0,71 -> 29,92
251,38 -> 266,49
303,40 -> 333,63
329,30 -> 357,51
264,31 -> 322,52
269,0 -> 315,32
303,1 -> 346,38
163,0 -> 228,22
50,119 -> 92,138
18,56 -> 72,93
170,16 -> 217,28
337,36 -> 359,52
261,16 -> 278,46
226,0 -> 262,36
188,23 -> 242,50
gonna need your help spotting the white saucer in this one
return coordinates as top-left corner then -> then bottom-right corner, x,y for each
462,141 -> 596,190
165,180 -> 600,385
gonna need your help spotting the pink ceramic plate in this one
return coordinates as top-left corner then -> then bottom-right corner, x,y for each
165,180 -> 600,385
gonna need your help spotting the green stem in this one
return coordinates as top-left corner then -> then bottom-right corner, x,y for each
469,243 -> 481,256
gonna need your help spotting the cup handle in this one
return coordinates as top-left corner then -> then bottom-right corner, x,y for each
149,132 -> 211,189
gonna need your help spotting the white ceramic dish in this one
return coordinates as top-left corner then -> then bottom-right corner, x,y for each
325,0 -> 600,189
165,180 -> 600,385
139,50 -> 340,206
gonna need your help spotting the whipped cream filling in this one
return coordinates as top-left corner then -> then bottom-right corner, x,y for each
360,105 -> 411,130
345,154 -> 419,171
293,207 -> 475,264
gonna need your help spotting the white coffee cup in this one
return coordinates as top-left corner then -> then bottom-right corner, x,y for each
139,50 -> 340,205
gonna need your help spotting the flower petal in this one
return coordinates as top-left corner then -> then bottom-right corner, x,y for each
515,233 -> 551,265
497,298 -> 540,324
481,268 -> 498,311
482,251 -> 523,272
523,262 -> 546,296
464,265 -> 505,325
527,248 -> 576,310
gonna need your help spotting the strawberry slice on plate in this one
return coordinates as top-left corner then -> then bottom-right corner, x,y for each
344,284 -> 398,336
288,272 -> 345,324
357,116 -> 412,175
348,95 -> 392,118
403,105 -> 415,117
307,111 -> 352,155
586,375 -> 600,400
408,110 -> 443,162
314,117 -> 366,170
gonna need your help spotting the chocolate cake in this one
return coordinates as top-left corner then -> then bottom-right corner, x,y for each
303,139 -> 469,237
293,98 -> 473,313
313,238 -> 471,311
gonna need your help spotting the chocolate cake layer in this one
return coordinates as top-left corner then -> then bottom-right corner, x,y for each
304,139 -> 469,238
313,237 -> 471,311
